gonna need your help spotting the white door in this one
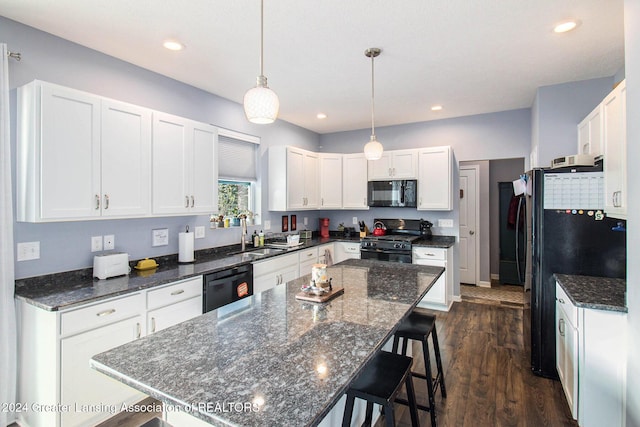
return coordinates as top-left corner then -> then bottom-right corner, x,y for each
367,152 -> 392,179
287,148 -> 306,209
459,166 -> 478,285
190,123 -> 218,214
319,154 -> 343,208
390,150 -> 418,178
417,147 -> 452,210
152,112 -> 189,214
342,153 -> 369,209
303,152 -> 320,208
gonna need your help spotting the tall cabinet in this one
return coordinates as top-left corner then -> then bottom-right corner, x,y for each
602,80 -> 626,219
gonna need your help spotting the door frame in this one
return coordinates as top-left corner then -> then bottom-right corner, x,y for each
459,165 -> 481,286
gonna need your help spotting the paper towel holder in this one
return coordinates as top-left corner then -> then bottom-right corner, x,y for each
178,225 -> 196,264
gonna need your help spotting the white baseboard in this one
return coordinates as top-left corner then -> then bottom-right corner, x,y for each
490,273 -> 500,281
451,295 -> 462,302
478,281 -> 491,288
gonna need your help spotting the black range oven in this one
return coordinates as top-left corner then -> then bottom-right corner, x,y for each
360,235 -> 415,263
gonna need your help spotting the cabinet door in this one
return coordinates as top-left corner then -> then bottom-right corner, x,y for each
578,117 -> 591,155
101,99 -> 151,217
603,81 -> 626,219
319,154 -> 343,208
589,107 -> 603,157
190,123 -> 218,214
147,296 -> 202,334
61,316 -> 144,427
304,152 -> 320,208
152,112 -> 189,214
287,148 -> 306,209
40,83 -> 101,219
368,153 -> 392,179
391,150 -> 418,178
343,153 -> 369,209
280,264 -> 300,285
418,146 -> 452,210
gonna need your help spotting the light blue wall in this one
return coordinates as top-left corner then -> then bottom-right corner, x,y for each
531,77 -> 615,168
2,17 -> 321,278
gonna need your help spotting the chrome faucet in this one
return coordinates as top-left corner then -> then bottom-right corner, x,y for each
240,217 -> 248,251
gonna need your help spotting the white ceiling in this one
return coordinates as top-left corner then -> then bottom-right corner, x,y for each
0,0 -> 624,134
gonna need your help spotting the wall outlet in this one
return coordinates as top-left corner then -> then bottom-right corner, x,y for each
17,241 -> 40,261
103,234 -> 115,250
152,229 -> 169,247
352,216 -> 358,225
194,226 -> 205,239
91,236 -> 103,252
438,219 -> 454,228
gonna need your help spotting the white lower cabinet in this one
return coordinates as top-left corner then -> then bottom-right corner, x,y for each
299,247 -> 320,277
334,242 -> 361,263
253,253 -> 299,294
555,282 -> 626,427
413,246 -> 453,311
17,276 -> 203,427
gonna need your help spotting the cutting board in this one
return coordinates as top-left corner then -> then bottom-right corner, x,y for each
295,287 -> 344,303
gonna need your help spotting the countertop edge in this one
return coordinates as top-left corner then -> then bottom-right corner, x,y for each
554,273 -> 627,313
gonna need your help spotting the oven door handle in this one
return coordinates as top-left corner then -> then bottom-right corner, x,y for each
360,248 -> 411,256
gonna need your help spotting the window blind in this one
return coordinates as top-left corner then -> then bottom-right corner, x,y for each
218,135 -> 258,181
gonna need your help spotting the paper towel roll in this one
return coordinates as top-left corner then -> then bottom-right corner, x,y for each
179,232 -> 195,263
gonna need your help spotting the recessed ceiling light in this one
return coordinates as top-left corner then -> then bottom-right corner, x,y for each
317,113 -> 327,119
163,40 -> 184,51
431,105 -> 443,111
554,20 -> 579,33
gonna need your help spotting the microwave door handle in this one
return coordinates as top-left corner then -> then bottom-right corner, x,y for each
400,183 -> 405,204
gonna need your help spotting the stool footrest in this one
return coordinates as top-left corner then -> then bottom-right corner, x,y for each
395,397 -> 433,413
411,371 -> 444,394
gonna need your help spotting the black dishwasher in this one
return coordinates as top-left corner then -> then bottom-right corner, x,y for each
203,264 -> 253,313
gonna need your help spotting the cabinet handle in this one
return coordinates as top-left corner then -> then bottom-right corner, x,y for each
558,318 -> 565,337
151,317 -> 156,333
419,197 -> 423,206
171,289 -> 185,296
104,194 -> 109,210
96,308 -> 116,317
95,194 -> 100,210
558,298 -> 565,304
191,195 -> 195,208
185,196 -> 189,208
321,198 -> 324,206
136,322 -> 141,339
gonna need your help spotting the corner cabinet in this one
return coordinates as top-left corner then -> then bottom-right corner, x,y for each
555,282 -> 627,427
342,153 -> 369,209
602,80 -> 626,219
417,146 -> 453,211
152,112 -> 218,215
17,80 -> 152,222
17,277 -> 203,427
367,149 -> 418,180
268,146 -> 319,211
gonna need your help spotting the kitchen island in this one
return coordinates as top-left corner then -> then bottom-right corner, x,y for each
90,259 -> 444,426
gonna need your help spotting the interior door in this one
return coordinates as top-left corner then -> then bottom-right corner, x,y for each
459,166 -> 478,285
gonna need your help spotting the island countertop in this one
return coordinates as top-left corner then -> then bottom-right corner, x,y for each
91,259 -> 444,427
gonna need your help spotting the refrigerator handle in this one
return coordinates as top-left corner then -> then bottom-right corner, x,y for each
515,196 -> 524,284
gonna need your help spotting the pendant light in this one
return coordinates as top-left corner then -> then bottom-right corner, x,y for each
244,0 -> 279,124
363,47 -> 383,160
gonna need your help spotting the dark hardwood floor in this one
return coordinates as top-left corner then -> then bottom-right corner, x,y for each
378,300 -> 578,427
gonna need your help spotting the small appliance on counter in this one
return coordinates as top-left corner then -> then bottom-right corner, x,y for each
300,230 -> 313,239
420,219 -> 434,239
319,218 -> 330,238
93,252 -> 130,280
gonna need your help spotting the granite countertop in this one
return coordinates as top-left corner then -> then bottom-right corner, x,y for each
413,235 -> 456,248
90,259 -> 445,427
554,273 -> 627,313
15,235 -> 455,312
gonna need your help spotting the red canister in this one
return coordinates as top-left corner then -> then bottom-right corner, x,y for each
319,218 -> 330,238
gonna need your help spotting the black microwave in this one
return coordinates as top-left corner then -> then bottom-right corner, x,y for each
367,180 -> 417,207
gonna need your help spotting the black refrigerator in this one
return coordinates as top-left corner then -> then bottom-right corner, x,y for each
523,167 -> 626,379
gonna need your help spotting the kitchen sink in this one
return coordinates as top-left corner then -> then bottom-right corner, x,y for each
235,247 -> 287,259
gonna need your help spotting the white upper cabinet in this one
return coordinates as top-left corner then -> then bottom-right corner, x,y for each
319,153 -> 343,209
368,149 -> 418,180
577,104 -> 603,157
269,146 -> 319,211
342,153 -> 369,209
152,112 -> 218,215
603,80 -> 626,219
17,80 -> 151,222
417,146 -> 453,211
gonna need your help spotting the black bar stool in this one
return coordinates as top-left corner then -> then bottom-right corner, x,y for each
342,351 -> 420,427
392,308 -> 446,427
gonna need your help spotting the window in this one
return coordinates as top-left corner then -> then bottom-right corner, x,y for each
217,129 -> 260,222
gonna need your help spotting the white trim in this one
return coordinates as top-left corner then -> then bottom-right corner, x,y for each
478,281 -> 491,288
451,295 -> 462,302
218,127 -> 260,145
491,273 -> 500,281
460,165 -> 480,286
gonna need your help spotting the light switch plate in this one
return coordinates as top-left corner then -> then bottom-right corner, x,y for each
438,219 -> 454,228
152,228 -> 169,247
194,226 -> 205,239
352,216 -> 358,224
304,217 -> 308,226
91,236 -> 103,252
17,241 -> 40,261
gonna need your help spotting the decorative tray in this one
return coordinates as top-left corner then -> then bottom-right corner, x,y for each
295,287 -> 344,303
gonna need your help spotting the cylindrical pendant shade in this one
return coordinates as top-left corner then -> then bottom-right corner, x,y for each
244,85 -> 280,124
364,137 -> 383,160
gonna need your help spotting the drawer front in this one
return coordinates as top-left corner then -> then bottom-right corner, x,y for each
412,247 -> 446,261
556,282 -> 578,327
298,247 -> 318,263
341,243 -> 360,253
61,293 -> 143,336
147,276 -> 203,310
